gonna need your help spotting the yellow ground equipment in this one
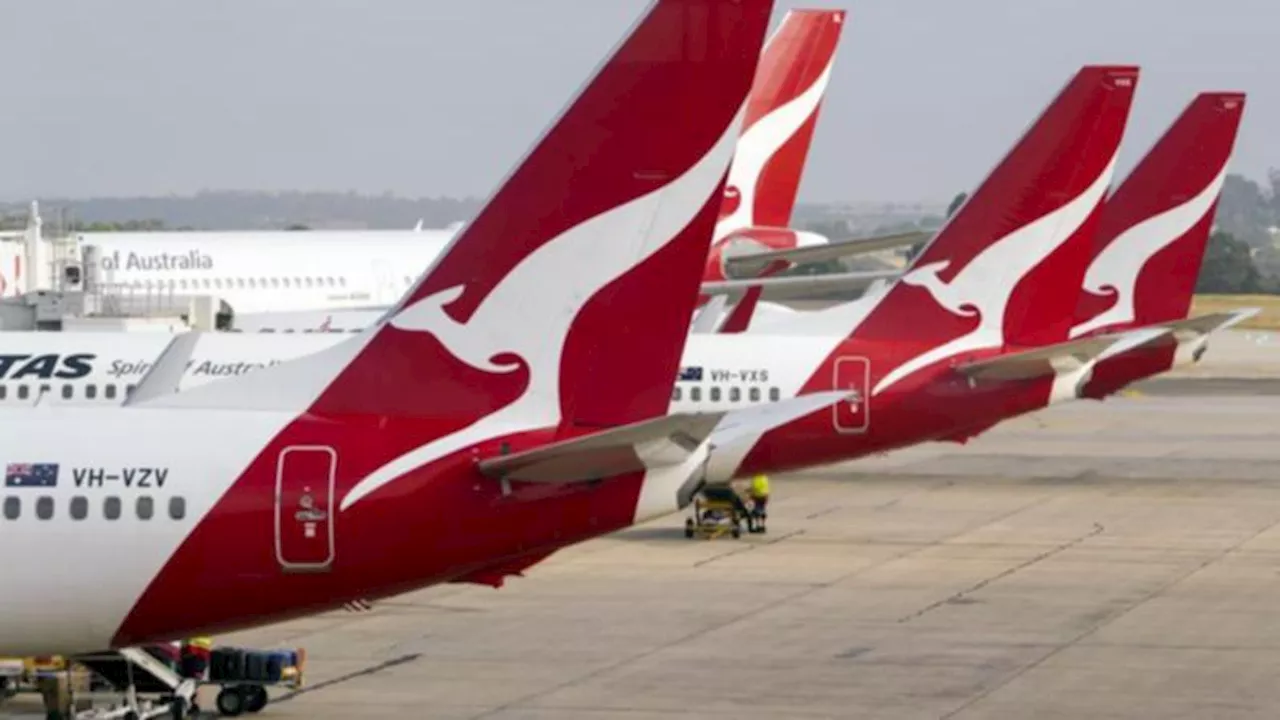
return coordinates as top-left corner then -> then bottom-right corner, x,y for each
684,485 -> 749,539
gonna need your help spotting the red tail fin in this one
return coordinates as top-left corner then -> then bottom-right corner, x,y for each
1072,92 -> 1246,337
156,0 -> 774,433
716,9 -> 846,235
860,66 -> 1139,395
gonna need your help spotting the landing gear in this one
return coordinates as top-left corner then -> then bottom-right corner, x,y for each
216,684 -> 269,716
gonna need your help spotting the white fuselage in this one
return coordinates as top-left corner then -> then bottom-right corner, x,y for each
0,331 -> 831,411
70,218 -> 819,331
0,405 -> 295,653
0,330 -> 834,654
77,230 -> 456,317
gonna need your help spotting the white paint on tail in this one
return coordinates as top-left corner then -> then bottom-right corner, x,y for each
340,108 -> 747,512
715,57 -> 835,238
1070,164 -> 1229,338
873,151 -> 1120,395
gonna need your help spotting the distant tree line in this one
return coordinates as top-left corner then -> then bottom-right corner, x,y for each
0,190 -> 481,232
2,176 -> 1277,295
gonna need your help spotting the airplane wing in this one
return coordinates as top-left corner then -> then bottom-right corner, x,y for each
722,230 -> 930,279
700,269 -> 899,302
954,327 -> 1172,382
477,391 -> 853,484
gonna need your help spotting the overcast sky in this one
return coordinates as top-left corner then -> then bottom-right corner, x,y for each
7,0 -> 1278,205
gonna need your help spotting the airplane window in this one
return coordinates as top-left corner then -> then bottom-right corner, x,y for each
61,384 -> 73,400
690,387 -> 702,402
749,387 -> 761,402
769,387 -> 781,402
729,387 -> 741,403
70,496 -> 88,521
248,278 -> 257,288
305,277 -> 314,288
86,385 -> 97,400
36,496 -> 53,520
104,496 -> 121,521
17,385 -> 28,400
202,279 -> 211,289
39,384 -> 50,398
2,497 -> 18,520
136,496 -> 154,520
0,385 -> 7,400
236,278 -> 245,288
338,277 -> 347,287
104,384 -> 117,400
671,386 -> 681,402
180,279 -> 189,290
169,497 -> 186,521
271,278 -> 280,288
126,385 -> 136,398
214,278 -> 223,289
710,387 -> 721,402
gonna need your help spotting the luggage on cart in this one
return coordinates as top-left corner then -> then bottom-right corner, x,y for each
244,652 -> 267,683
264,653 -> 286,684
209,647 -> 245,683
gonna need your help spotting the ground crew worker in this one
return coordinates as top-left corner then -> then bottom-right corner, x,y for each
179,636 -> 213,680
748,473 -> 770,533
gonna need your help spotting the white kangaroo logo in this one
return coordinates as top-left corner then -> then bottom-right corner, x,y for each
1070,164 -> 1227,338
873,152 -> 1119,395
340,110 -> 745,512
714,44 -> 834,238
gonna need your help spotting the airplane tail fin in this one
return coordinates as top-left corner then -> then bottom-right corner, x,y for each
1072,92 -> 1247,337
852,65 -> 1138,394
716,9 -> 846,235
151,0 -> 774,429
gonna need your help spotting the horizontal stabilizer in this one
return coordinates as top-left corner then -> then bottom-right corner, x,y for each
701,269 -> 898,302
955,327 -> 1171,382
477,390 -> 853,484
707,390 -> 852,448
477,413 -> 726,484
126,331 -> 202,406
1164,308 -> 1259,341
723,230 -> 929,278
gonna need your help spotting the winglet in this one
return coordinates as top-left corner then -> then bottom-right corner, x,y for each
125,331 -> 201,406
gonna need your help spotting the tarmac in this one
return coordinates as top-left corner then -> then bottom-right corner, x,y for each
6,329 -> 1280,719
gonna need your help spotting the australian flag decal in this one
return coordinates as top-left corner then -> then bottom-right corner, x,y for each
5,463 -> 59,488
677,366 -> 703,382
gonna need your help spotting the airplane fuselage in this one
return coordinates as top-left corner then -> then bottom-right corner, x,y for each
0,405 -> 687,655
0,322 -> 1208,656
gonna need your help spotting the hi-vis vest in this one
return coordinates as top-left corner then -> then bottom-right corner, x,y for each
750,475 -> 770,497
